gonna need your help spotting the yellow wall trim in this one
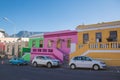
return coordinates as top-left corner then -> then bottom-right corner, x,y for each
81,50 -> 120,56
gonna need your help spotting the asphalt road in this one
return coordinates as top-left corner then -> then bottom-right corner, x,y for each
0,62 -> 120,80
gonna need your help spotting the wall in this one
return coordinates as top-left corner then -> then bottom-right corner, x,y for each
44,30 -> 77,54
70,27 -> 120,66
78,28 -> 120,44
5,41 -> 28,58
28,38 -> 44,48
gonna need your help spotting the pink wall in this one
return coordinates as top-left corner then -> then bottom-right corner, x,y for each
44,30 -> 78,54
31,48 -> 63,61
31,30 -> 77,62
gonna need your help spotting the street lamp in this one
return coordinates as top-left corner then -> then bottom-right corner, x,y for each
3,17 -> 16,38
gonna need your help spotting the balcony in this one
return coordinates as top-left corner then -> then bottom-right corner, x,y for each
89,42 -> 120,49
31,48 -> 63,62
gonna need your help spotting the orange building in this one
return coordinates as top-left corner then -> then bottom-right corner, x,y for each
70,21 -> 120,66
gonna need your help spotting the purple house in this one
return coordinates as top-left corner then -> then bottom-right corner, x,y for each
31,30 -> 77,62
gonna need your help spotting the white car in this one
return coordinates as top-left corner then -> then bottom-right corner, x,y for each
69,56 -> 107,70
32,55 -> 60,68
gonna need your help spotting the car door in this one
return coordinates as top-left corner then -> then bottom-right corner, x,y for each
35,56 -> 43,65
40,56 -> 47,65
77,57 -> 86,68
81,56 -> 93,68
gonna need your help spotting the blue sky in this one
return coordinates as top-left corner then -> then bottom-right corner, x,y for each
0,0 -> 120,35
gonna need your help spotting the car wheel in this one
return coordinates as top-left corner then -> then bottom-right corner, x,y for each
33,62 -> 38,67
70,64 -> 76,69
93,64 -> 99,70
47,62 -> 52,68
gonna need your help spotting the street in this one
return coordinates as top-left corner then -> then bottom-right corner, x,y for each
0,61 -> 120,80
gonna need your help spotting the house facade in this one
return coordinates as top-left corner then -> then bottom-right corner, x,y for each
70,21 -> 120,66
2,38 -> 29,59
31,30 -> 78,63
5,41 -> 28,59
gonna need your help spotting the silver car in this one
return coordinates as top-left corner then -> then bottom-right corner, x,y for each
69,56 -> 107,70
32,55 -> 60,68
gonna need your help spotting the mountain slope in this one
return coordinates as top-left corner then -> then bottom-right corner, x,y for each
10,31 -> 44,37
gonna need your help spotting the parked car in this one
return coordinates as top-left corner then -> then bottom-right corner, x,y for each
32,55 -> 60,68
9,58 -> 29,66
69,56 -> 107,70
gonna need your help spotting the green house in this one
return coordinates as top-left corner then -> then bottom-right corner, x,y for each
21,37 -> 44,61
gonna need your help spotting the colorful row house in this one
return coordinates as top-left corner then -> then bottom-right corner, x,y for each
22,20 -> 120,66
0,38 -> 29,59
30,30 -> 78,63
5,40 -> 28,59
22,34 -> 44,61
70,21 -> 120,66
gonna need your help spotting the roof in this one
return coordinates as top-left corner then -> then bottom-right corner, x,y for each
29,33 -> 44,38
44,30 -> 77,35
76,20 -> 120,30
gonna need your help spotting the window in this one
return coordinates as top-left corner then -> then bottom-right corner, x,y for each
18,45 -> 21,57
73,57 -> 81,60
107,31 -> 117,42
110,31 -> 117,41
36,56 -> 45,60
47,40 -> 52,48
39,40 -> 43,48
67,39 -> 71,48
81,56 -> 92,61
96,32 -> 102,42
32,40 -> 36,47
83,33 -> 89,44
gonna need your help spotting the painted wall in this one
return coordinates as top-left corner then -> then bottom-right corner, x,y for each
31,30 -> 77,62
70,25 -> 120,66
77,27 -> 120,44
44,30 -> 78,54
28,38 -> 44,48
5,41 -> 28,58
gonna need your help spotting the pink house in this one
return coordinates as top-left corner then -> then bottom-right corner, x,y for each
31,30 -> 77,62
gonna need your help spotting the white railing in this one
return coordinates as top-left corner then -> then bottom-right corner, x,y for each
89,42 -> 120,49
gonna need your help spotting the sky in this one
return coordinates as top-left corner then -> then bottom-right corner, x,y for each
0,0 -> 120,35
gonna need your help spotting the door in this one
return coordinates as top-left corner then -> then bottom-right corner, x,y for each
38,56 -> 46,65
57,39 -> 61,48
36,56 -> 44,65
74,56 -> 85,68
70,43 -> 76,53
80,56 -> 93,68
96,32 -> 102,42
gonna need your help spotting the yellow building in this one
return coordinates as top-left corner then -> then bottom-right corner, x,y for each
70,21 -> 120,66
